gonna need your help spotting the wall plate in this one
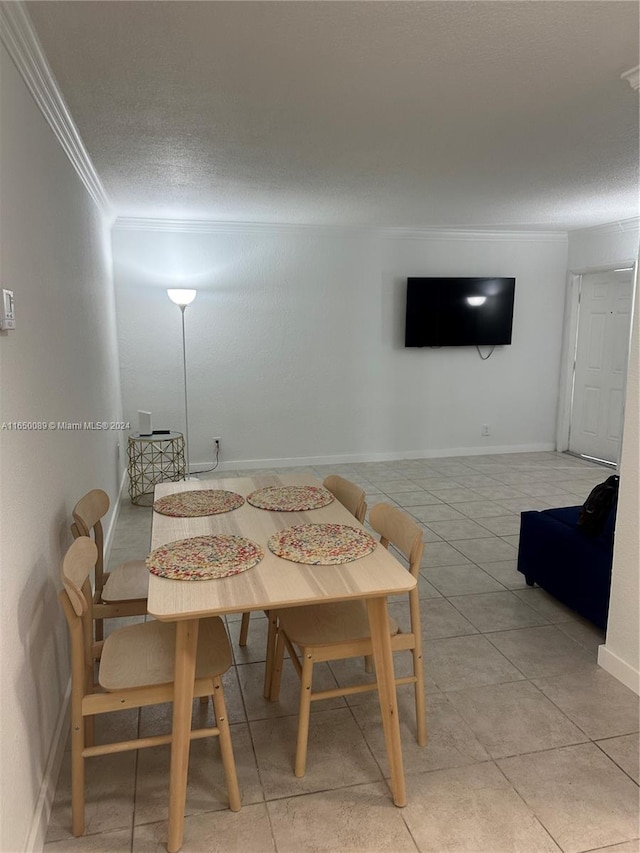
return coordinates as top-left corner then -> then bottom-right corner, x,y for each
1,289 -> 15,330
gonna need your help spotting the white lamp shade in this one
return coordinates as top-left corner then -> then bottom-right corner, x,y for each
466,296 -> 487,307
167,288 -> 197,306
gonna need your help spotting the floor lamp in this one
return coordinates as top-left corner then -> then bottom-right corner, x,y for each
167,288 -> 197,479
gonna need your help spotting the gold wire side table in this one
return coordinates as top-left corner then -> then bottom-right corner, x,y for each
127,432 -> 186,506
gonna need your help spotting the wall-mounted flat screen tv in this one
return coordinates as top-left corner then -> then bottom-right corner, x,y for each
405,277 -> 516,347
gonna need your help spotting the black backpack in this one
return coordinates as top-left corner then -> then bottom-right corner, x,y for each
577,475 -> 619,536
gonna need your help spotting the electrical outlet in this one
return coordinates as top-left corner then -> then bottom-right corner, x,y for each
482,424 -> 490,436
213,436 -> 221,449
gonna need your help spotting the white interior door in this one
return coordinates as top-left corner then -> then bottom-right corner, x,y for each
569,269 -> 634,464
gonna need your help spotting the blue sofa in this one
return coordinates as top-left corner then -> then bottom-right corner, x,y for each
516,505 -> 616,629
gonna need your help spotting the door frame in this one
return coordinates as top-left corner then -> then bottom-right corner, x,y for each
556,260 -> 638,465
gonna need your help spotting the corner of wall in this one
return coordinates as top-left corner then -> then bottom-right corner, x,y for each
598,645 -> 640,695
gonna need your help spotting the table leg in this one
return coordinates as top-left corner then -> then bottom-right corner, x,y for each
167,618 -> 199,853
366,596 -> 407,807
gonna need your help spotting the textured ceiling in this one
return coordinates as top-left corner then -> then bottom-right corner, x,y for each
25,1 -> 640,230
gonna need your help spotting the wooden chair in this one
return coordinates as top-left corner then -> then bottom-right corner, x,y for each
59,536 -> 241,837
319,474 -> 375,667
268,502 -> 427,777
321,474 -> 367,524
71,488 -> 148,641
238,474 -> 369,699
239,474 -> 368,650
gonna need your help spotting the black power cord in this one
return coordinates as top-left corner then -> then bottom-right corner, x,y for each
476,345 -> 496,360
192,440 -> 221,476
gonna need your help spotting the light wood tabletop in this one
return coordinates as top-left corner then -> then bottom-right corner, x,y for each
147,473 -> 416,852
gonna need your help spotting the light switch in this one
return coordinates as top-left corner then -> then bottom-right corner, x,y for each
0,289 -> 15,331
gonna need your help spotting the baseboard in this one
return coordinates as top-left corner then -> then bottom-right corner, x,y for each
103,466 -> 129,561
24,683 -> 70,853
192,442 -> 557,472
598,644 -> 640,695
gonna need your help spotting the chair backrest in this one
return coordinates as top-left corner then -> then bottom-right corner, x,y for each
369,503 -> 424,577
323,475 -> 367,523
71,489 -> 110,594
60,536 -> 98,614
59,537 -> 100,681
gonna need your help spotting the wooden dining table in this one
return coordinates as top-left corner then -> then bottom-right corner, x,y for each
147,473 -> 417,853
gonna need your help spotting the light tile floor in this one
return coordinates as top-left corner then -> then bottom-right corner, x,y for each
46,452 -> 640,853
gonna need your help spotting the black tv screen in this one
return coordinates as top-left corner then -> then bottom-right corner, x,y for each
405,277 -> 515,347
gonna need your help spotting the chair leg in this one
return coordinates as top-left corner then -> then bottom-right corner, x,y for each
211,677 -> 241,812
412,644 -> 427,747
70,707 -> 85,836
364,654 -> 374,673
263,611 -> 278,699
269,626 -> 286,702
294,652 -> 314,778
239,612 -> 251,647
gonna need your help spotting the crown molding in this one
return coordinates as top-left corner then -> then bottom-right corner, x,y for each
378,227 -> 567,242
570,217 -> 640,236
113,216 -> 569,242
112,217 -> 377,236
621,66 -> 640,91
114,216 -> 638,242
0,2 -> 113,220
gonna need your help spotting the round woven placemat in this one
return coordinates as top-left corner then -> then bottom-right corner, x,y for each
268,523 -> 376,565
153,489 -> 244,517
247,485 -> 334,512
146,535 -> 263,580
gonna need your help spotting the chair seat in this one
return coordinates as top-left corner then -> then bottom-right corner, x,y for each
99,616 -> 232,691
276,600 -> 399,647
101,560 -> 149,602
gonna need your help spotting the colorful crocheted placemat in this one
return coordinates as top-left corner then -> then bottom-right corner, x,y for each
153,490 -> 244,517
146,535 -> 263,580
267,523 -> 376,565
246,485 -> 334,512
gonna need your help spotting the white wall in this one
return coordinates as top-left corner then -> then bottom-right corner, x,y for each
0,45 -> 124,851
112,224 -> 568,468
600,291 -> 640,693
567,221 -> 640,695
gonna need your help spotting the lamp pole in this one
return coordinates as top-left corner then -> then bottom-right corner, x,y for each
179,304 -> 191,477
167,289 -> 197,479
